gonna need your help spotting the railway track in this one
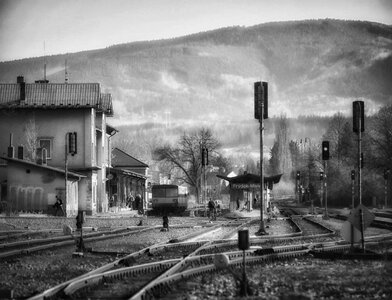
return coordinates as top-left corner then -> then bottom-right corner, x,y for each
22,208 -> 392,300
25,220 -> 244,299
0,226 -> 162,259
0,208 -> 387,299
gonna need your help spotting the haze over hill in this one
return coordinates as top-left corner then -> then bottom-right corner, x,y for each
0,19 -> 391,154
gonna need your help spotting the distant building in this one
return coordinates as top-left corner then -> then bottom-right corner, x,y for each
217,172 -> 282,212
109,148 -> 149,209
0,76 -> 115,216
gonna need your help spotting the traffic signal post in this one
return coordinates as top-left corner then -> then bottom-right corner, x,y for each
353,101 -> 364,205
322,141 -> 329,219
384,169 -> 390,208
201,147 -> 209,210
65,133 -> 69,209
254,81 -> 268,235
65,132 -> 77,208
296,171 -> 301,203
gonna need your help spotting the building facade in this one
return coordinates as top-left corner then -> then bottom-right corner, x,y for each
0,76 -> 115,215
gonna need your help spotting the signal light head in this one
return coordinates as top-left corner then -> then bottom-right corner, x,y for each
322,141 -> 330,160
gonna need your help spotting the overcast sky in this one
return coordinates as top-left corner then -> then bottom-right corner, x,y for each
0,0 -> 391,62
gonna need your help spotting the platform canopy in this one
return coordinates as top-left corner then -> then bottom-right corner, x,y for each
216,173 -> 282,190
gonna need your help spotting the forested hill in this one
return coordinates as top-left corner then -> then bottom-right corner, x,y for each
0,19 -> 391,129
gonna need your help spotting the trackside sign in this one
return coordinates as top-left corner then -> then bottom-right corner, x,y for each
231,183 -> 260,189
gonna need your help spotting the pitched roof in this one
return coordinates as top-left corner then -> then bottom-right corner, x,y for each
0,156 -> 86,179
216,173 -> 282,184
0,82 -> 113,115
112,148 -> 149,168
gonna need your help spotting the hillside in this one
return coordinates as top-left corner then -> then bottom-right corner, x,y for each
0,19 -> 391,153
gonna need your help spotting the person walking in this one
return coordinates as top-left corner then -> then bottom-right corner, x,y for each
208,198 -> 215,221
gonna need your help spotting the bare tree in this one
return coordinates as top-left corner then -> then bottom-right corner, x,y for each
370,105 -> 392,170
269,115 -> 291,176
322,112 -> 347,167
153,128 -> 220,199
23,117 -> 39,162
112,127 -> 164,165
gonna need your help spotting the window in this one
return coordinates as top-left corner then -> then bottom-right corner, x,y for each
39,138 -> 53,159
165,188 -> 178,197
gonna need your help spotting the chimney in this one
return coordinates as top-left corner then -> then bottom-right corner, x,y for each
7,133 -> 14,158
17,76 -> 25,101
17,146 -> 24,160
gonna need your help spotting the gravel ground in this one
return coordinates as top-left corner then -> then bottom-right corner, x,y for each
169,257 -> 392,300
1,212 -> 391,300
0,215 -> 224,299
0,214 -> 219,231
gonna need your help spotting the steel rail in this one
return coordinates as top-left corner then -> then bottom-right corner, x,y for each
28,215 -> 392,300
62,241 -> 313,296
27,222 -> 231,300
135,249 -> 310,300
130,219 -> 254,300
0,226 -> 159,259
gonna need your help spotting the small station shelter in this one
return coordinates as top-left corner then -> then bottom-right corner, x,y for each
217,172 -> 282,212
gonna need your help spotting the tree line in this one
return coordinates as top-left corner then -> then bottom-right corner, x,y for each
269,104 -> 392,207
112,104 -> 391,208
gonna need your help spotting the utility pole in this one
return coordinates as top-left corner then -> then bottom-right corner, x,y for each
65,133 -> 68,209
254,81 -> 268,235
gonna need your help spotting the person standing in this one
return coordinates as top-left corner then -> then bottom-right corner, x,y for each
208,198 -> 215,220
53,195 -> 64,216
135,194 -> 144,215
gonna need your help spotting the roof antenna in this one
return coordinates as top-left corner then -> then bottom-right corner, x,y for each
65,59 -> 68,84
43,41 -> 47,81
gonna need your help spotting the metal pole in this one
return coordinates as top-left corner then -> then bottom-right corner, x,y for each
385,177 -> 388,208
360,208 -> 365,253
242,249 -> 247,296
323,160 -> 329,219
352,177 -> 355,209
351,176 -> 355,249
258,91 -> 266,234
65,133 -> 68,214
358,104 -> 362,205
